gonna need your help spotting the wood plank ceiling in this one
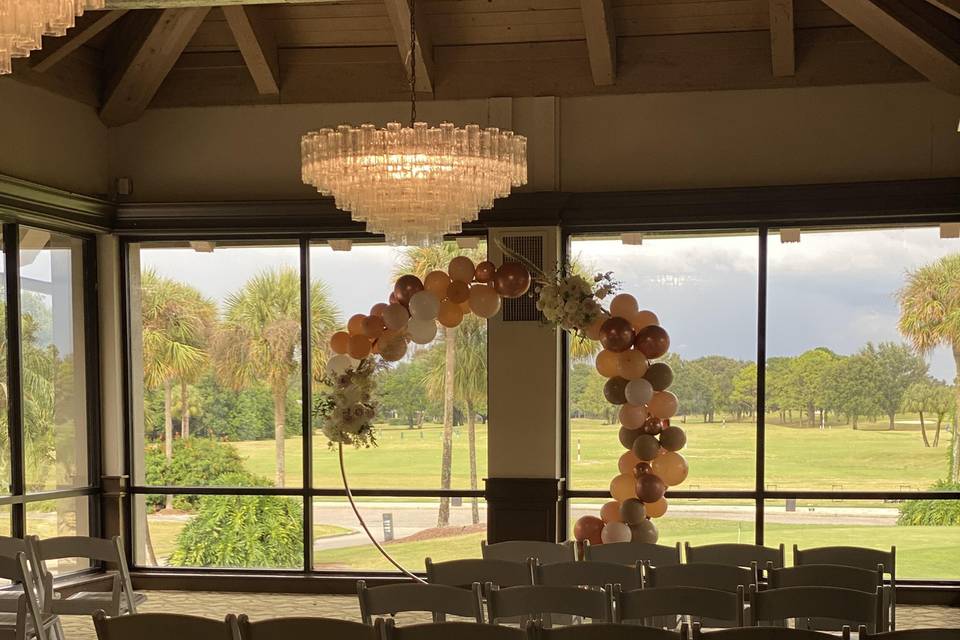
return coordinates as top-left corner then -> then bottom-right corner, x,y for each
5,0 -> 959,126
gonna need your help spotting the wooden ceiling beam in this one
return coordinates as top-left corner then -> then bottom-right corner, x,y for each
383,0 -> 434,94
580,0 -> 617,85
769,0 -> 796,76
100,7 -> 210,126
223,5 -> 280,95
105,0 -> 333,7
31,10 -> 127,73
925,0 -> 960,19
821,0 -> 960,93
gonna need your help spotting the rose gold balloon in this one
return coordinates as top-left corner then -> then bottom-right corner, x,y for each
610,473 -> 638,502
617,350 -> 650,380
646,497 -> 668,518
393,275 -> 424,306
437,300 -> 464,328
634,325 -> 670,359
446,280 -> 470,304
595,350 -> 620,378
634,461 -> 652,476
329,331 -> 350,355
573,515 -> 604,545
636,472 -> 666,503
640,415 -> 664,435
348,334 -> 372,359
362,315 -> 386,340
424,270 -> 451,298
610,293 -> 639,320
618,450 -> 641,475
651,451 -> 688,487
389,292 -> 398,305
378,331 -> 407,362
648,391 -> 679,419
600,500 -> 623,524
369,303 -> 388,317
468,284 -> 501,319
631,310 -> 659,331
493,262 -> 531,299
347,314 -> 367,335
619,403 -> 649,430
475,260 -> 496,283
599,317 -> 635,353
448,256 -> 476,283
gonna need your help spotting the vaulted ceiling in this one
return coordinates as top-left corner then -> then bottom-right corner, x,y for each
7,0 -> 960,127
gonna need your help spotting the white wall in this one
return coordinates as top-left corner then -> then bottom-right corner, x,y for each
0,80 -> 109,196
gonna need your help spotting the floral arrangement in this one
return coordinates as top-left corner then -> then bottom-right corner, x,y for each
315,357 -> 379,448
534,267 -> 618,333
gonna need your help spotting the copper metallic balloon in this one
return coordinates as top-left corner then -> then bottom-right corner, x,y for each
631,434 -> 661,462
347,314 -> 367,335
362,315 -> 386,340
329,331 -> 350,355
636,472 -> 666,504
619,403 -> 649,430
648,391 -> 679,419
610,473 -> 638,502
643,362 -> 674,391
640,415 -> 664,436
618,450 -> 641,475
394,275 -> 424,306
651,451 -> 688,487
493,262 -> 531,299
645,497 -> 668,519
369,302 -> 388,317
474,260 -> 496,283
595,350 -> 620,378
634,462 -> 652,476
603,376 -> 629,405
423,270 -> 451,298
448,256 -> 476,283
619,498 -> 647,524
348,334 -> 372,359
573,515 -> 604,545
630,519 -> 659,543
659,425 -> 687,452
600,317 -> 635,353
600,500 -> 623,524
618,427 -> 641,450
446,280 -> 470,304
634,325 -> 670,359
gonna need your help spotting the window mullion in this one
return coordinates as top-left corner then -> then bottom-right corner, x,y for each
300,237 -> 313,573
3,224 -> 24,537
755,226 -> 768,547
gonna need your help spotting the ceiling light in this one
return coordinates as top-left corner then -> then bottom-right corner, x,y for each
0,0 -> 104,75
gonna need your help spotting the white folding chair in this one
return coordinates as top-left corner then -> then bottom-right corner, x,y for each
486,584 -> 612,626
692,626 -> 845,640
583,542 -> 681,569
0,553 -> 60,640
376,618 -> 528,639
481,541 -> 577,566
534,560 -> 641,591
534,621 -> 687,639
426,558 -> 533,589
0,539 -> 44,611
857,625 -> 958,640
615,585 -> 744,628
92,611 -> 240,640
357,580 -> 484,625
645,563 -> 755,628
237,614 -> 378,639
750,585 -> 881,633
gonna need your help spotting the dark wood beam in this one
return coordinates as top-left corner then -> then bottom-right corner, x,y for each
769,0 -> 796,76
31,10 -> 127,73
222,5 -> 280,95
925,0 -> 960,19
580,0 -> 617,86
383,0 -> 433,94
100,7 -> 210,126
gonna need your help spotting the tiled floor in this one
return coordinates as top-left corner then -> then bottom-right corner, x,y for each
57,591 -> 959,639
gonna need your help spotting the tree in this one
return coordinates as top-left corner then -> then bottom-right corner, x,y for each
861,342 -> 927,431
397,244 -> 485,528
765,357 -> 796,423
213,268 -> 339,487
899,253 -> 960,481
822,353 -> 882,429
788,348 -> 839,427
730,363 -> 757,420
377,359 -> 430,428
902,380 -> 954,447
903,382 -> 935,446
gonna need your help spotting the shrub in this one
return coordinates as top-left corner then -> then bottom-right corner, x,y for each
168,494 -> 303,568
898,480 -> 960,526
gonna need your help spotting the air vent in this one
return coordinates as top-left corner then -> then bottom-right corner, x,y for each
501,234 -> 543,322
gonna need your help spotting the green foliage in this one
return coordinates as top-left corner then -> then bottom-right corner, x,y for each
376,358 -> 436,427
570,363 -> 613,421
862,342 -> 928,428
671,355 -> 751,422
898,481 -> 960,526
168,493 -> 303,568
824,353 -> 882,428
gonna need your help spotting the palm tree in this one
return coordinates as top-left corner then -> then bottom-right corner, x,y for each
899,254 -> 960,481
140,270 -> 214,507
213,267 -> 339,487
396,243 -> 485,528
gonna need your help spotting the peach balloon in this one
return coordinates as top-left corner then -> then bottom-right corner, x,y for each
347,314 -> 366,335
468,284 -> 501,319
362,315 -> 386,340
595,350 -> 620,378
448,256 -> 476,283
600,501 -> 623,524
619,404 -> 649,430
631,310 -> 660,331
648,391 -> 679,419
610,293 -> 639,320
585,316 -> 606,341
645,497 -> 668,518
424,270 -> 451,298
610,473 -> 639,502
651,451 -> 688,487
617,450 -> 641,475
329,331 -> 350,355
446,280 -> 470,304
347,334 -> 372,359
459,300 -> 472,314
437,300 -> 464,328
618,350 -> 649,380
369,303 -> 388,317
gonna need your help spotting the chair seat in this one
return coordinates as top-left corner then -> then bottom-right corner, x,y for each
51,590 -> 147,615
0,610 -> 60,629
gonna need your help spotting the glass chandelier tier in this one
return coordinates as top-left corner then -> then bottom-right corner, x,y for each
300,0 -> 527,246
0,0 -> 105,75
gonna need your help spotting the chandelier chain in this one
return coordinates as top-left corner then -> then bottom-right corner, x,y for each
409,0 -> 417,127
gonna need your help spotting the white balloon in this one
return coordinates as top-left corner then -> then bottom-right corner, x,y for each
409,290 -> 440,320
600,521 -> 632,544
326,354 -> 352,376
407,317 -> 438,344
625,378 -> 654,406
383,303 -> 410,331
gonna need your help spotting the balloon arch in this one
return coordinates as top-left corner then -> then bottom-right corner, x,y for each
319,255 -> 686,580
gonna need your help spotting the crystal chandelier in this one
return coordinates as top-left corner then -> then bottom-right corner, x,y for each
0,0 -> 105,75
300,0 -> 527,246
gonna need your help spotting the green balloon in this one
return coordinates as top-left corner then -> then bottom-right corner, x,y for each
643,362 -> 674,391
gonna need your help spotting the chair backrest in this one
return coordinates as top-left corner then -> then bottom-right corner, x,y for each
768,563 -> 881,593
486,584 -> 611,624
0,553 -> 46,637
377,618 -> 528,640
750,585 -> 880,631
357,581 -> 484,625
425,558 -> 532,588
693,627 -> 843,640
33,535 -> 139,614
685,544 -> 784,570
616,585 -> 744,626
238,614 -> 378,640
92,611 -> 241,640
793,546 -> 895,578
535,622 -> 684,639
0,537 -> 42,595
646,563 -> 755,593
858,626 -> 959,640
481,540 -> 576,565
535,560 -> 641,591
583,542 -> 681,567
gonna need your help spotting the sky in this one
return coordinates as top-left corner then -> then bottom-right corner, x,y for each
139,226 -> 959,382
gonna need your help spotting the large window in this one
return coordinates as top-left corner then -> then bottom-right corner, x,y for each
0,224 -> 96,559
566,226 -> 960,581
127,239 -> 488,572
